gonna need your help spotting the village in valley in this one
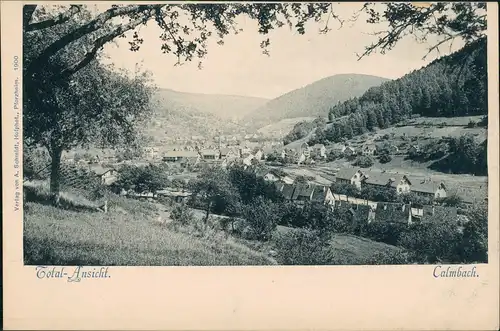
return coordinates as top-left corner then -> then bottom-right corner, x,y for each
54,112 -> 486,228
22,3 -> 489,266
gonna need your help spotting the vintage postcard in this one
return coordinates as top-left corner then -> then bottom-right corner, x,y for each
2,1 -> 499,330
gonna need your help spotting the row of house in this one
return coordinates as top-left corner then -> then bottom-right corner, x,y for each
162,145 -> 267,168
272,181 -> 459,225
335,168 -> 447,199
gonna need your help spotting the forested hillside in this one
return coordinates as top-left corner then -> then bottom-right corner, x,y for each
317,38 -> 487,143
245,74 -> 389,129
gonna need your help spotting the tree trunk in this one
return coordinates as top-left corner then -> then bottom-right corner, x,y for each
49,146 -> 63,205
204,200 -> 211,227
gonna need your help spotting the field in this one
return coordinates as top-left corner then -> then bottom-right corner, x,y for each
24,194 -> 276,266
23,182 -> 403,266
258,117 -> 316,138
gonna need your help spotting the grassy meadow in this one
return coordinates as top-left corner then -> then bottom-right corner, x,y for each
23,180 -> 404,266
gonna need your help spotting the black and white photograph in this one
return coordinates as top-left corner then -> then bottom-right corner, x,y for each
22,2 -> 489,267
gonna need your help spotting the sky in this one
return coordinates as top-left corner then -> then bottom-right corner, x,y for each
101,3 -> 464,100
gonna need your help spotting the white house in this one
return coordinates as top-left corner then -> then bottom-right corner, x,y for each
411,180 -> 447,199
297,152 -> 307,165
89,165 -> 118,185
143,147 -> 160,160
335,168 -> 366,190
363,171 -> 412,195
298,142 -> 310,157
253,149 -> 263,161
312,144 -> 327,159
263,173 -> 280,182
243,154 -> 254,166
362,144 -> 377,156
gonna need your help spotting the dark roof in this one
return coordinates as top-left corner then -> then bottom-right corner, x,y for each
274,182 -> 285,192
292,184 -> 315,200
282,184 -> 296,200
336,168 -> 362,181
411,180 -> 445,194
364,172 -> 410,188
311,186 -> 333,203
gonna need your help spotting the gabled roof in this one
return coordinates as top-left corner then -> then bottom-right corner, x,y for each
282,184 -> 296,200
219,148 -> 231,156
292,184 -> 315,200
89,164 -> 116,176
411,180 -> 445,194
363,172 -> 410,187
336,168 -> 363,181
274,181 -> 285,192
312,144 -> 325,149
311,186 -> 331,202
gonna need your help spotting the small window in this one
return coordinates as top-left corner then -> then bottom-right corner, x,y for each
398,188 -> 402,192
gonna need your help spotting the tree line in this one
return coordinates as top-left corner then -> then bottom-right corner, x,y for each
304,38 -> 487,146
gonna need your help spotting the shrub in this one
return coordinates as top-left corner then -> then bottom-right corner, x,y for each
273,229 -> 335,265
353,156 -> 374,168
170,203 -> 194,225
378,153 -> 392,164
242,197 -> 278,241
366,249 -> 410,265
467,120 -> 477,128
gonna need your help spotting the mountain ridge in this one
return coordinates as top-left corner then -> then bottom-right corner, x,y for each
244,73 -> 390,130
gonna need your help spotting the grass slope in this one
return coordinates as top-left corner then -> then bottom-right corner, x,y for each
24,194 -> 276,266
23,182 -> 403,266
258,117 -> 317,138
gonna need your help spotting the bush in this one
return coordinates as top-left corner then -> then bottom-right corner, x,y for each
366,249 -> 410,265
378,153 -> 392,164
327,150 -> 343,162
170,203 -> 194,225
242,197 -> 278,241
467,120 -> 477,128
273,229 -> 336,265
352,156 -> 374,168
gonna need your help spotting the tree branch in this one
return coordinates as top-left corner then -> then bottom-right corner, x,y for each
26,5 -> 163,79
25,5 -> 83,32
59,12 -> 157,79
23,5 -> 37,29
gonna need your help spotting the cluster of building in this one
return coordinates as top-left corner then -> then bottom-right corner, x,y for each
161,141 -> 280,168
335,168 -> 447,199
275,141 -> 418,165
265,176 -> 460,225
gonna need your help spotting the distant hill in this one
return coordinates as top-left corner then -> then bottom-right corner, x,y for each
245,74 -> 389,129
145,89 -> 269,143
155,88 -> 269,121
321,38 -> 487,143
